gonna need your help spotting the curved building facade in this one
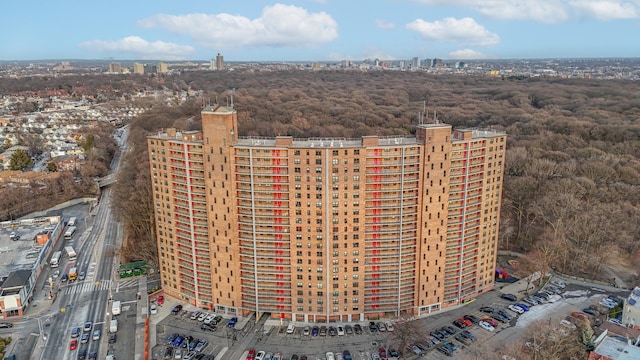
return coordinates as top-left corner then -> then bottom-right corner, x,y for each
148,105 -> 506,322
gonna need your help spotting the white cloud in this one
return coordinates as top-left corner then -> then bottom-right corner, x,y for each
449,49 -> 491,59
569,0 -> 639,20
138,4 -> 338,49
375,19 -> 396,30
413,0 -> 569,23
406,17 -> 500,46
413,0 -> 640,22
79,36 -> 194,60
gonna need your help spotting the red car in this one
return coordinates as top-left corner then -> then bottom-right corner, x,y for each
483,318 -> 499,327
247,349 -> 256,360
378,348 -> 387,360
69,339 -> 78,350
460,317 -> 473,327
157,295 -> 164,305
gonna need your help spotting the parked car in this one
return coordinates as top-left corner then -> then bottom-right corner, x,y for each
500,293 -> 518,301
479,321 -> 495,332
464,314 -> 480,323
201,323 -> 216,332
228,317 -> 238,327
174,348 -> 182,359
190,311 -> 200,320
150,304 -> 158,314
312,326 -> 319,336
345,324 -> 353,334
255,351 -> 265,360
522,297 -> 538,306
437,346 -> 452,356
385,321 -> 394,332
248,351 -> 258,360
166,333 -> 179,345
109,333 -> 117,344
453,319 -> 466,329
483,318 -> 499,327
319,326 -> 327,336
550,279 -> 566,288
328,326 -> 337,336
461,330 -> 476,341
443,341 -> 457,351
194,339 -> 208,352
455,334 -> 469,344
171,305 -> 183,315
608,318 -> 623,326
545,285 -> 561,294
514,303 -> 530,311
497,309 -> 514,320
369,322 -> 378,332
343,350 -> 353,360
509,304 -> 525,314
582,308 -> 598,316
491,313 -> 509,323
303,326 -> 310,336
164,347 -> 174,359
337,325 -> 345,335
480,306 -> 496,313
353,324 -> 363,334
377,322 -> 387,332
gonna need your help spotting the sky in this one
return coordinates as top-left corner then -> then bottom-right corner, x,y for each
2,0 -> 639,61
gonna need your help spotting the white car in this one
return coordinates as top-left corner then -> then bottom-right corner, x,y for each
286,323 -> 295,334
479,321 -> 495,332
204,314 -> 216,324
255,351 -> 266,360
150,304 -> 158,314
174,348 -> 182,359
326,352 -> 335,360
52,270 -> 60,278
197,312 -> 208,322
509,304 -> 525,314
337,326 -> 345,336
608,318 -> 623,326
385,321 -> 394,331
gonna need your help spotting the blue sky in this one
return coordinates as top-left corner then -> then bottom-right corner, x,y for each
2,0 -> 639,61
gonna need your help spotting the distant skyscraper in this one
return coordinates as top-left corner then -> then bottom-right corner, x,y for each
411,57 -> 420,70
144,64 -> 157,74
108,62 -> 121,73
157,62 -> 168,74
431,58 -> 443,68
133,62 -> 144,74
216,53 -> 224,71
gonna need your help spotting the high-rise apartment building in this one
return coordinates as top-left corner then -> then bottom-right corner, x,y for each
158,62 -> 168,74
211,53 -> 224,71
148,106 -> 506,322
108,62 -> 121,73
133,62 -> 144,75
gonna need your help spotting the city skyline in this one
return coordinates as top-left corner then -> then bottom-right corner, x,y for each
2,1 -> 639,62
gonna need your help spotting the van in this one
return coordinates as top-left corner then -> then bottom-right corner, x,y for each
110,319 -> 118,333
112,301 -> 121,316
286,323 -> 295,334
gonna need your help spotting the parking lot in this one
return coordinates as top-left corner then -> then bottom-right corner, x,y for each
151,276 -> 631,360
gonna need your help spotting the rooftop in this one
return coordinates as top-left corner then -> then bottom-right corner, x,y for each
592,336 -> 640,360
0,216 -> 61,277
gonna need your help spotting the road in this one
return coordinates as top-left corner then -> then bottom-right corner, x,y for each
34,126 -> 130,360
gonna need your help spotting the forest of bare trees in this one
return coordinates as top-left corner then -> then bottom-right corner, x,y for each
109,71 -> 640,281
4,70 -> 638,282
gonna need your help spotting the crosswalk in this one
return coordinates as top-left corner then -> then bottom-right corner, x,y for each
116,278 -> 139,291
64,280 -> 112,295
62,278 -> 141,295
